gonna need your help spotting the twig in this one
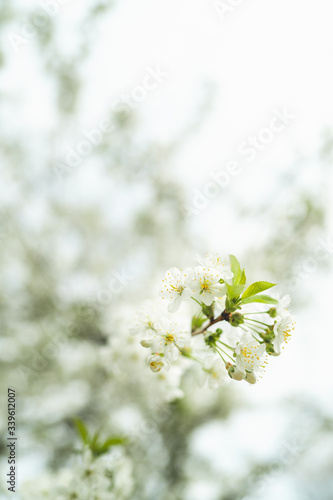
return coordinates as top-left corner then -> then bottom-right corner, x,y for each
192,310 -> 230,336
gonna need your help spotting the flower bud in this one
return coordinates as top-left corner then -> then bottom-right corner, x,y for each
205,333 -> 216,347
245,371 -> 256,384
229,312 -> 244,327
225,362 -> 245,381
268,307 -> 277,318
260,327 -> 275,343
140,339 -> 152,348
180,346 -> 192,358
265,343 -> 279,356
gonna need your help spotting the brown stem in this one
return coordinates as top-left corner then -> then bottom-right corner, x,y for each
192,310 -> 230,336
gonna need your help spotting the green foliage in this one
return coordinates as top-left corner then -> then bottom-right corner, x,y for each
201,302 -> 215,320
226,263 -> 276,310
73,418 -> 89,445
225,295 -> 242,313
239,269 -> 247,285
204,329 -> 222,347
229,255 -> 243,284
73,419 -> 127,457
226,284 -> 245,301
241,281 -> 276,300
240,294 -> 279,305
227,256 -> 246,306
191,313 -> 207,331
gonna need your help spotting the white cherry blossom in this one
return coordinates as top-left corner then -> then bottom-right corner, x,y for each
196,253 -> 233,281
191,266 -> 226,305
235,334 -> 266,380
160,267 -> 193,312
151,319 -> 191,361
273,313 -> 295,355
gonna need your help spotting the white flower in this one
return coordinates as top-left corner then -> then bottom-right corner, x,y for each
147,354 -> 170,373
159,267 -> 192,313
202,356 -> 229,389
129,305 -> 158,337
112,455 -> 133,498
151,319 -> 191,361
235,334 -> 266,377
73,447 -> 111,495
273,313 -> 295,355
214,296 -> 227,315
268,294 -> 291,319
277,294 -> 291,312
196,253 -> 233,281
190,266 -> 226,305
273,294 -> 292,319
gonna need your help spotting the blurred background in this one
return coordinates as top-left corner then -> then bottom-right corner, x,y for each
1,0 -> 333,498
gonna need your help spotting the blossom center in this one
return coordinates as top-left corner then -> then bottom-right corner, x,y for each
240,346 -> 260,367
165,334 -> 175,343
200,279 -> 211,291
283,328 -> 292,342
170,284 -> 184,294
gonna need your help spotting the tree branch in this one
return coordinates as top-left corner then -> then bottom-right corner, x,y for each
192,310 -> 230,336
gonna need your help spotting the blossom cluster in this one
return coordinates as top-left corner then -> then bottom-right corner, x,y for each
21,446 -> 133,500
132,253 -> 295,387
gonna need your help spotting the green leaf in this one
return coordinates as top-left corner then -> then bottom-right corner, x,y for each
241,281 -> 276,300
240,294 -> 278,305
239,269 -> 246,285
73,418 -> 127,457
73,418 -> 89,445
226,283 -> 245,301
229,255 -> 242,285
93,436 -> 127,457
91,431 -> 100,446
225,295 -> 242,313
201,303 -> 215,319
100,437 -> 127,450
191,313 -> 207,332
